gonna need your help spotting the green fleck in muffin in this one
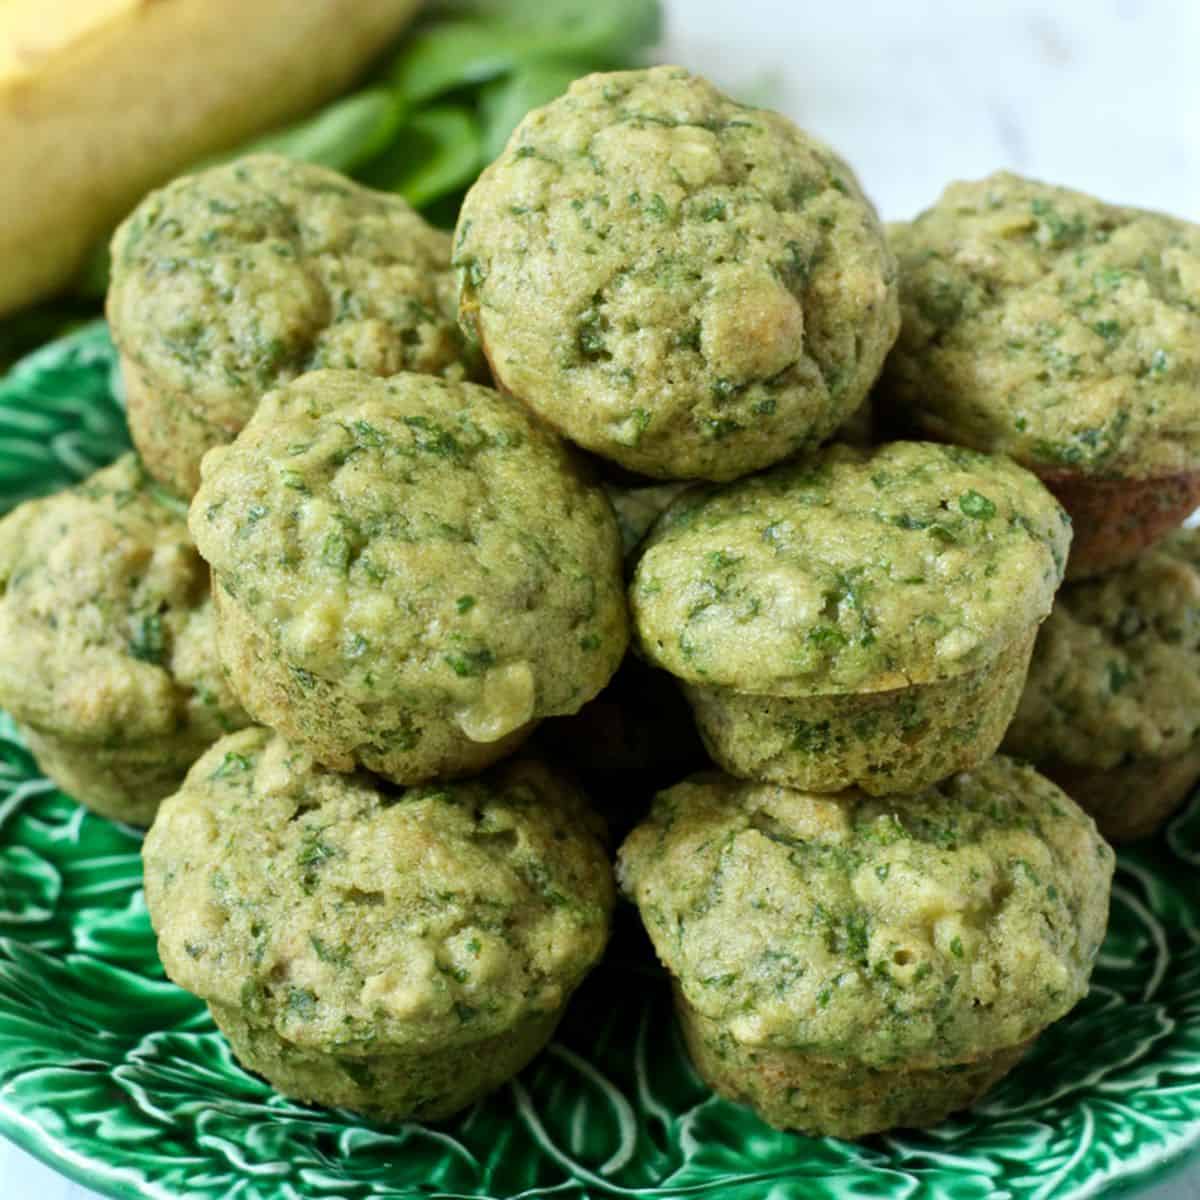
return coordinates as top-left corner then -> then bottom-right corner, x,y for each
0,454 -> 247,823
1004,527 -> 1200,840
618,760 -> 1113,1137
630,441 -> 1070,795
455,66 -> 899,480
881,172 -> 1200,577
189,369 -> 629,783
144,729 -> 614,1120
108,154 -> 481,497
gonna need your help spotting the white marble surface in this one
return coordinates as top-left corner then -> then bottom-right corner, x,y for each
670,0 -> 1200,224
3,0 -> 1199,1196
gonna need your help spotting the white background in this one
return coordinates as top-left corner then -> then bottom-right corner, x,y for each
3,0 -> 1198,1195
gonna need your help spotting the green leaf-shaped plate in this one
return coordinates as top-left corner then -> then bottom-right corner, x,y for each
0,326 -> 1198,1199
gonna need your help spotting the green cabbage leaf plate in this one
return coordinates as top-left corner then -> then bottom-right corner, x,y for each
0,325 -> 1198,1199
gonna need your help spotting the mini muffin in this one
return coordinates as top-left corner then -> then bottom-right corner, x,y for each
1004,528 -> 1200,841
0,454 -> 247,823
630,441 -> 1070,795
455,66 -> 899,481
143,729 -> 614,1120
190,369 -> 628,783
881,172 -> 1200,577
618,760 -> 1113,1137
108,154 -> 480,497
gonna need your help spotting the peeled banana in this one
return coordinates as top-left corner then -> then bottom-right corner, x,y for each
0,0 -> 422,315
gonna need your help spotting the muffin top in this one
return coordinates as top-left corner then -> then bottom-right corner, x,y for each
455,66 -> 898,480
190,370 -> 628,742
618,760 -> 1112,1067
1005,528 -> 1200,770
108,155 -> 477,434
630,441 -> 1070,696
144,729 -> 614,1052
0,454 -> 244,744
883,172 -> 1200,479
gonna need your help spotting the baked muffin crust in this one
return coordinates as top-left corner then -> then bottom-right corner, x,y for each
0,453 -> 246,822
144,729 -> 614,1119
190,369 -> 628,781
456,66 -> 898,479
883,172 -> 1200,480
631,441 -> 1069,695
109,154 -> 479,495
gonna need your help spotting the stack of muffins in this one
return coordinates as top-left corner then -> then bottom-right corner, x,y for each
1,64 -> 1196,1139
878,174 -> 1200,845
1,155 -> 629,1121
613,155 -> 1200,1135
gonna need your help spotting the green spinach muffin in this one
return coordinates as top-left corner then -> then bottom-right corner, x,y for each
630,441 -> 1071,794
455,66 -> 899,480
0,454 -> 247,823
1004,527 -> 1200,840
143,729 -> 614,1120
618,760 -> 1113,1137
108,154 -> 479,497
190,369 -> 628,783
881,172 -> 1200,577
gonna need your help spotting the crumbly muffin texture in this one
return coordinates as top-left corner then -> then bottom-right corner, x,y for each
618,760 -> 1112,1068
631,441 -> 1070,696
678,993 -> 1028,1137
883,172 -> 1200,479
190,370 -> 628,776
1005,528 -> 1200,771
108,154 -> 478,493
0,454 -> 246,820
209,996 -> 562,1121
143,730 -> 615,1055
685,629 -> 1034,795
456,66 -> 899,479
